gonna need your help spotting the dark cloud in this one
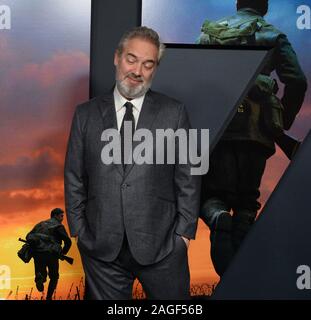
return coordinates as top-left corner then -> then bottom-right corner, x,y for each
0,149 -> 63,191
0,50 -> 89,165
0,51 -> 89,122
0,189 -> 64,216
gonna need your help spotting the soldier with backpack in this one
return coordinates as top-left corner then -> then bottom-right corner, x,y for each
197,0 -> 307,276
26,208 -> 72,300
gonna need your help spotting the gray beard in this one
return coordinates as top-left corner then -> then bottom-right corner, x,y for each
116,78 -> 152,99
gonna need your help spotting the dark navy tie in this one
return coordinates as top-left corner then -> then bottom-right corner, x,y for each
120,102 -> 135,168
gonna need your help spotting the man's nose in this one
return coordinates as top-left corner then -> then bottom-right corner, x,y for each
133,63 -> 143,76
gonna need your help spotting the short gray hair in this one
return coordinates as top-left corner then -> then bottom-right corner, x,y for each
116,26 -> 165,64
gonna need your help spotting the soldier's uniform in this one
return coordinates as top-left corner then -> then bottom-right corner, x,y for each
198,8 -> 307,276
27,217 -> 72,299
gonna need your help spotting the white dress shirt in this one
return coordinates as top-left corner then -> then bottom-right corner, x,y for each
113,86 -> 145,131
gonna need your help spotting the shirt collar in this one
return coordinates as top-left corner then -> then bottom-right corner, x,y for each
113,85 -> 145,113
238,7 -> 262,16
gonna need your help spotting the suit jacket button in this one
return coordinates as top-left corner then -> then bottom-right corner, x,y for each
121,183 -> 128,189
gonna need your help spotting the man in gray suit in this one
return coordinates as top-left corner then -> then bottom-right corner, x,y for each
64,26 -> 201,299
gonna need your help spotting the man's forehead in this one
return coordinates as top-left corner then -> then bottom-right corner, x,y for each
123,38 -> 158,60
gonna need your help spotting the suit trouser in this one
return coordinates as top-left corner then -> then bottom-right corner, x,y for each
79,233 -> 190,300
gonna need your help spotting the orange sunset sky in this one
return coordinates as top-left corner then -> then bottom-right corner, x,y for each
1,1 -> 310,300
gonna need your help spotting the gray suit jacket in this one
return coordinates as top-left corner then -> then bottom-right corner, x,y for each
64,89 -> 201,265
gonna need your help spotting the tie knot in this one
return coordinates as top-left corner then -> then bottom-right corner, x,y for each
124,102 -> 134,112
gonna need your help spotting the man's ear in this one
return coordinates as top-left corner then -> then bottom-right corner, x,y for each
114,51 -> 119,66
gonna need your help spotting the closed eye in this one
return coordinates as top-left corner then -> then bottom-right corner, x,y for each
126,54 -> 137,64
143,61 -> 155,70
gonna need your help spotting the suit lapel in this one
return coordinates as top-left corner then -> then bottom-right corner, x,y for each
97,91 -> 161,180
124,90 -> 160,179
97,93 -> 124,177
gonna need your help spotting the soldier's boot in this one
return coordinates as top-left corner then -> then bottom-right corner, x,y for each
201,198 -> 234,277
232,209 -> 257,251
